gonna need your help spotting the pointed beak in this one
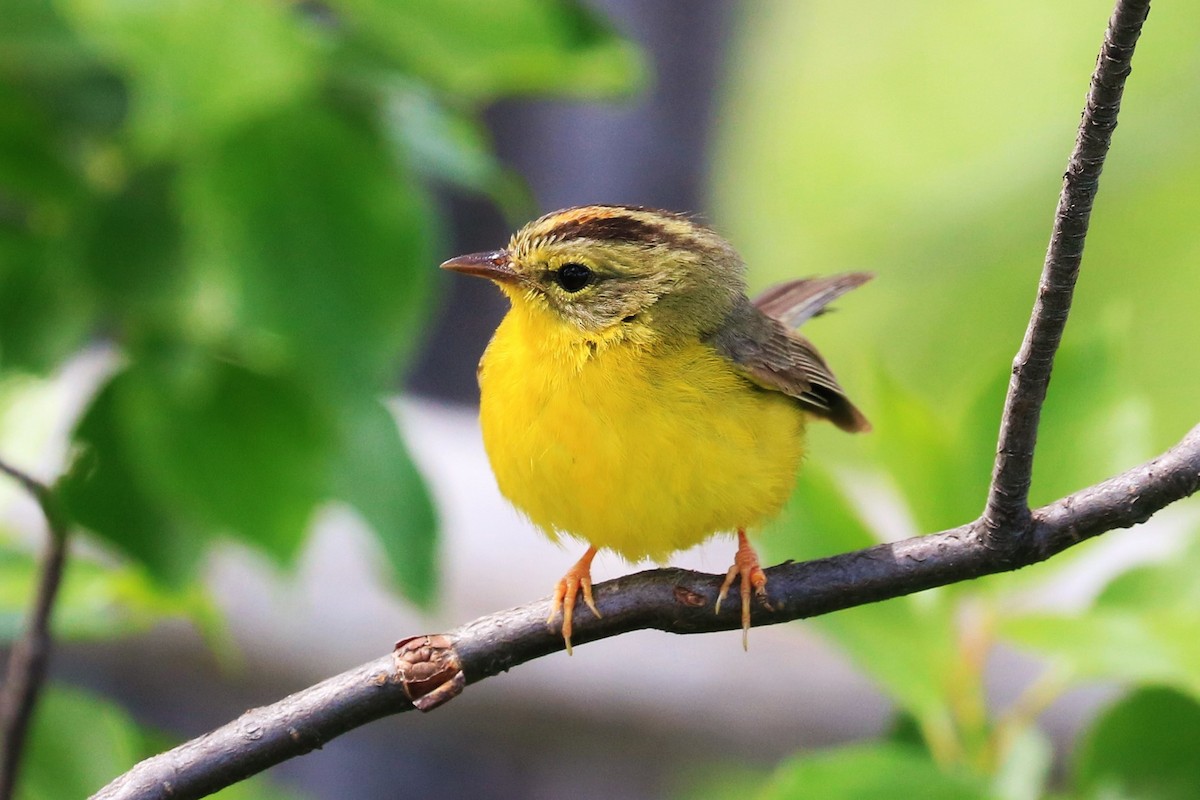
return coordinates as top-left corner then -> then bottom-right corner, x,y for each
439,250 -> 519,283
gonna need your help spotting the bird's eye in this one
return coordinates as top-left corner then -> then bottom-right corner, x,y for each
554,263 -> 593,293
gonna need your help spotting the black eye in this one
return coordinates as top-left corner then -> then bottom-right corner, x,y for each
554,263 -> 593,293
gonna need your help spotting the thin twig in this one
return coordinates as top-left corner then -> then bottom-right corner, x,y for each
984,0 -> 1151,547
93,423 -> 1200,800
0,459 -> 69,800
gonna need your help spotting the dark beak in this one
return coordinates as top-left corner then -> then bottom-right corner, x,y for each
439,250 -> 519,283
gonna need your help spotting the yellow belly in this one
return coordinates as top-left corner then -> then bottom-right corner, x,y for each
478,306 -> 807,562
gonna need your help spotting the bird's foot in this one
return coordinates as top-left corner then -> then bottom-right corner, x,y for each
548,546 -> 601,655
715,529 -> 773,650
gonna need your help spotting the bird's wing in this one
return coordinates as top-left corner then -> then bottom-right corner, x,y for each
705,274 -> 871,433
752,272 -> 873,329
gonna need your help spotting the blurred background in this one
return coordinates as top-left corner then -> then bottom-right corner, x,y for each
2,0 -> 1200,798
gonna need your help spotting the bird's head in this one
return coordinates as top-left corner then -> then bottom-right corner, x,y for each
441,205 -> 747,341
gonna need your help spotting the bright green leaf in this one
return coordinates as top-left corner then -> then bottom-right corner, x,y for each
19,684 -> 306,799
330,400 -> 438,607
61,0 -> 320,153
758,744 -> 991,800
116,357 -> 333,565
385,83 -> 534,221
1096,545 -> 1200,612
19,684 -> 145,800
1073,686 -> 1200,800
329,0 -> 644,100
179,104 -> 435,394
59,371 -> 205,583
62,358 -> 334,579
1001,610 -> 1200,695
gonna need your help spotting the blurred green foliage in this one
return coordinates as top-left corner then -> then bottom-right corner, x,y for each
706,0 -> 1200,797
0,0 -> 640,795
19,684 -> 301,800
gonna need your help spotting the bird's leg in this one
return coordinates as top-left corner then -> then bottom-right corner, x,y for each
715,529 -> 772,650
548,545 -> 601,655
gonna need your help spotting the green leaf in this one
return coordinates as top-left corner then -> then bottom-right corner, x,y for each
385,83 -> 534,221
19,684 -> 306,800
758,744 -> 990,800
0,82 -> 94,373
0,1 -> 117,86
1092,535 -> 1200,614
62,357 -> 334,579
59,371 -> 204,582
330,400 -> 438,607
79,165 -> 186,320
61,0 -> 320,153
0,230 -> 94,373
329,0 -> 644,100
1073,686 -> 1200,800
117,357 -> 333,564
178,104 -> 435,395
1000,610 -> 1200,695
19,685 -> 145,800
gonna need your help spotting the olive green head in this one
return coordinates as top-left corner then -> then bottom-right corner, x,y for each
441,205 -> 747,338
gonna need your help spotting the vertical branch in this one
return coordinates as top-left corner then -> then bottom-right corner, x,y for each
983,0 -> 1151,548
0,460 -> 69,800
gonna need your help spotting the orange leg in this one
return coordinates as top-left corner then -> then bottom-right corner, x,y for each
715,529 -> 772,650
548,546 -> 602,655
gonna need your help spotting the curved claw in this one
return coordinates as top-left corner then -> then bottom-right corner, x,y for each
547,546 -> 602,654
715,530 -> 772,650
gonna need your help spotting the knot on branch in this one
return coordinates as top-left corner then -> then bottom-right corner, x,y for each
393,634 -> 465,712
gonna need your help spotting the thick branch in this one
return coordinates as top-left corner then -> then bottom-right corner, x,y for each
0,460 -> 69,800
984,0 -> 1151,544
93,423 -> 1200,800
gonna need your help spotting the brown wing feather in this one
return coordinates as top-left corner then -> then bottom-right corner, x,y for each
752,272 -> 873,328
706,274 -> 871,433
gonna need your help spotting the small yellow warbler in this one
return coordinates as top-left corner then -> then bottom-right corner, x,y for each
442,205 -> 869,651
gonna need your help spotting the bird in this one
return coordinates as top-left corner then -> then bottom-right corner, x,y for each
441,204 -> 869,652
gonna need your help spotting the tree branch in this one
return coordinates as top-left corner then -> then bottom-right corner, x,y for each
93,424 -> 1200,800
91,1 -> 1176,797
984,0 -> 1151,544
0,459 -> 69,800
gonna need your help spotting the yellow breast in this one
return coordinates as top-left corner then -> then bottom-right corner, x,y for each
478,299 -> 807,562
